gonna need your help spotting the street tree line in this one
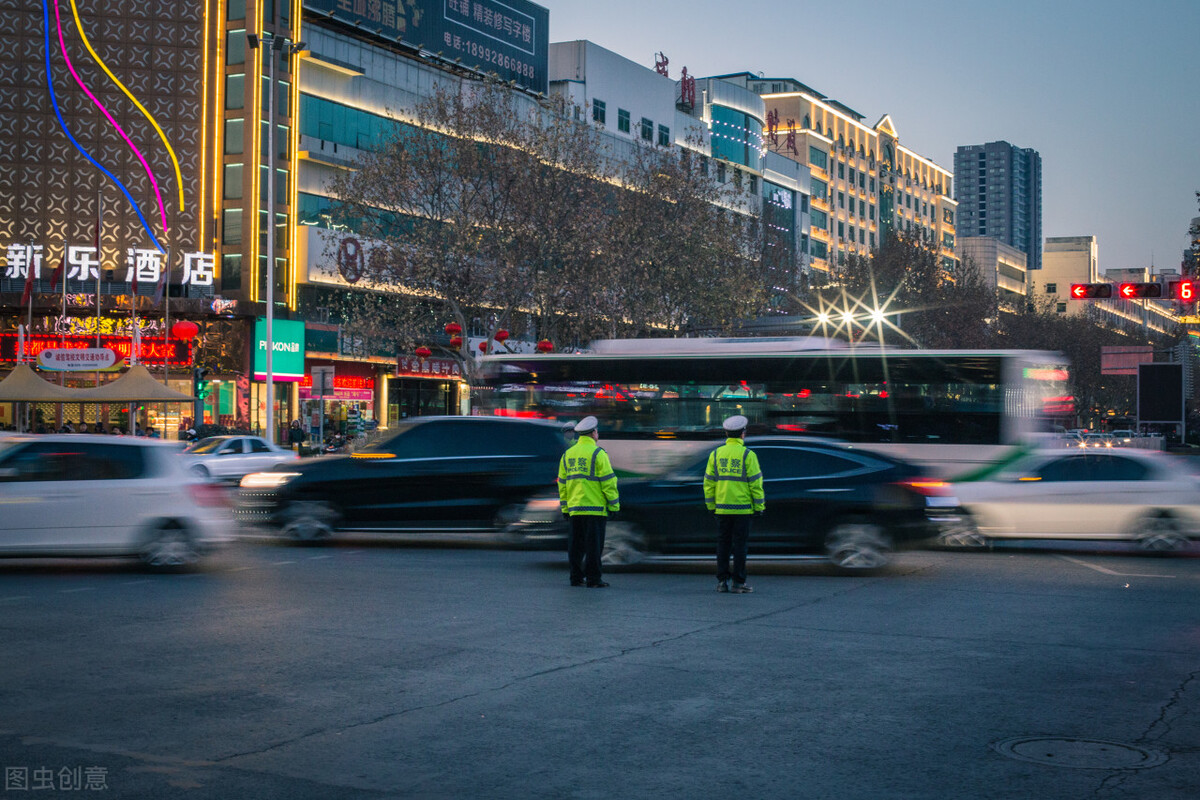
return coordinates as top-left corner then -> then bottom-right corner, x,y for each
318,78 -> 768,371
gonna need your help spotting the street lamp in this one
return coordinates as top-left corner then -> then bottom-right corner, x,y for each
247,31 -> 305,444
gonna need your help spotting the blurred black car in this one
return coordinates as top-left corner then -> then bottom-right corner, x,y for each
507,436 -> 959,571
236,417 -> 566,541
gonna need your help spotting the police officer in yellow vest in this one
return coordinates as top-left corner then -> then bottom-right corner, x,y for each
704,415 -> 765,593
558,416 -> 620,588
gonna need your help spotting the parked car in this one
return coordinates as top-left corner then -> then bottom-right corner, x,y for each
506,437 -> 960,572
236,417 -> 567,541
182,435 -> 298,481
942,448 -> 1200,551
0,435 -> 234,570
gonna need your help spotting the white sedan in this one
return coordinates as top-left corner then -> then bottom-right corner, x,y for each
183,435 -> 298,481
943,448 -> 1200,552
0,435 -> 234,569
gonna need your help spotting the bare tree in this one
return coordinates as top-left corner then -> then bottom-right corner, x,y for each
318,75 -> 767,374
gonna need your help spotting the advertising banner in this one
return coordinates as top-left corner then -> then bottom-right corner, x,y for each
303,0 -> 549,93
253,318 -> 306,381
1,333 -> 191,367
37,348 -> 120,371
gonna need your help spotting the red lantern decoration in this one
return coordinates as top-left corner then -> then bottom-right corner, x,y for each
415,346 -> 432,359
494,329 -> 509,343
478,341 -> 490,353
449,335 -> 463,349
171,320 -> 200,340
444,322 -> 462,335
536,339 -> 554,353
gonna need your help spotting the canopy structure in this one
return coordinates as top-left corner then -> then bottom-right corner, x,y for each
74,365 -> 195,402
0,363 -> 79,402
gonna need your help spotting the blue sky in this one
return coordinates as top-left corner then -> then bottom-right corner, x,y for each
546,0 -> 1200,276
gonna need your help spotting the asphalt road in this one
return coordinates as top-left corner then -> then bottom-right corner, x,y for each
0,540 -> 1197,799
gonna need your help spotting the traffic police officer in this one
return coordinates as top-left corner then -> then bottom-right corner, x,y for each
558,416 -> 620,587
704,415 -> 765,593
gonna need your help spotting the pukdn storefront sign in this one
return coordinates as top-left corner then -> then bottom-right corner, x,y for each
253,318 -> 306,381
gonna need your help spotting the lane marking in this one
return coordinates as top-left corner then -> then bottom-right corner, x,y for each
271,560 -> 296,566
121,580 -> 152,586
0,596 -> 31,602
59,587 -> 95,593
307,555 -> 331,560
1057,555 -> 1176,578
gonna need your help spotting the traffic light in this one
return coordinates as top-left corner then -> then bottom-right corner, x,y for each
1169,279 -> 1197,303
193,366 -> 211,400
1117,282 -> 1163,299
1070,283 -> 1112,299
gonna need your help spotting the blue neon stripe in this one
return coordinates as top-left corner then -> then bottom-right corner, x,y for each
42,0 -> 164,254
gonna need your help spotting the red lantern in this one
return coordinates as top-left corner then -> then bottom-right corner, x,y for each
449,335 -> 463,349
478,341 -> 490,353
444,322 -> 462,335
171,320 -> 199,340
536,339 -> 554,353
494,329 -> 509,343
415,346 -> 432,359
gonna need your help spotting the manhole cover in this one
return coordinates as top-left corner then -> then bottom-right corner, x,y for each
992,737 -> 1167,770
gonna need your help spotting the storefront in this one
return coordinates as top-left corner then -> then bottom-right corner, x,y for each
392,355 -> 465,420
300,359 -> 382,442
251,317 -> 304,440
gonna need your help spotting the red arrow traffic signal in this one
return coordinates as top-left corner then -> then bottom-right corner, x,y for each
1118,282 -> 1163,299
1070,283 -> 1113,299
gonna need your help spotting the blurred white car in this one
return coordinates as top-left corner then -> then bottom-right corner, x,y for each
182,435 -> 297,481
0,435 -> 234,569
943,448 -> 1200,552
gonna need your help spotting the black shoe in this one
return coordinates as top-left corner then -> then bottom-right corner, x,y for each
717,580 -> 730,593
570,580 -> 586,587
586,581 -> 610,588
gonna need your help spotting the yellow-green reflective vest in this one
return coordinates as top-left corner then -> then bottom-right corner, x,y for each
558,436 -> 620,516
704,438 -> 765,515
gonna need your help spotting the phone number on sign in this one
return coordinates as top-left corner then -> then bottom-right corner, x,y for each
442,32 -> 535,79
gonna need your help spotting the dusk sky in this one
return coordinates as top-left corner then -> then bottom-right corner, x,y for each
546,0 -> 1200,276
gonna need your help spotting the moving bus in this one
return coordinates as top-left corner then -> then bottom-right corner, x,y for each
475,338 -> 1070,478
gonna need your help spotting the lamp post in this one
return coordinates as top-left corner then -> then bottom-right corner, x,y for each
247,31 -> 305,444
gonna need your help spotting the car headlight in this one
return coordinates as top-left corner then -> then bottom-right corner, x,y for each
240,471 -> 300,489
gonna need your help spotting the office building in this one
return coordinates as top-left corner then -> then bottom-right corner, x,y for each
954,141 -> 1042,271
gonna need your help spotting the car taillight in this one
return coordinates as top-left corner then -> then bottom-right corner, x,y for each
189,482 -> 231,508
895,479 -> 953,497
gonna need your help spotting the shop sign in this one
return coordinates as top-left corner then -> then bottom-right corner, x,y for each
299,372 -> 374,401
37,347 -> 120,371
301,0 -> 549,94
1,333 -> 191,367
2,243 -> 214,285
253,318 -> 306,381
396,356 -> 461,379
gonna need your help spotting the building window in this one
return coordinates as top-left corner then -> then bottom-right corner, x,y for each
225,74 -> 244,109
869,232 -> 875,248
640,118 -> 653,141
869,205 -> 874,221
1046,283 -> 1057,294
848,168 -> 856,186
809,146 -> 827,171
810,177 -> 827,202
859,199 -> 865,217
838,192 -> 845,209
810,208 -> 827,231
618,109 -> 630,133
222,209 -> 242,245
870,178 -> 875,192
838,163 -> 845,180
1056,302 -> 1067,314
224,119 -> 244,154
859,228 -> 865,245
593,99 -> 606,125
748,175 -> 758,194
223,164 -> 243,200
658,124 -> 670,147
716,162 -> 726,183
838,222 -> 845,240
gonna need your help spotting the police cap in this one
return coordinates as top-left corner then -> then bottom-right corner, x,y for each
722,415 -> 748,433
574,416 -> 599,434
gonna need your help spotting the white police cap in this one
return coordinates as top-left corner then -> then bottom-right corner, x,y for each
575,416 -> 599,434
722,415 -> 748,433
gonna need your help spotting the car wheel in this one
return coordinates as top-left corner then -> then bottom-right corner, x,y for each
492,504 -> 524,532
141,521 -> 200,572
603,521 -> 646,566
281,500 -> 338,544
1134,513 -> 1190,553
934,513 -> 991,550
190,464 -> 209,478
825,518 -> 892,571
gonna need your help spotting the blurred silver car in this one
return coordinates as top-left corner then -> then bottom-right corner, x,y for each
183,435 -> 297,481
0,435 -> 234,569
943,448 -> 1200,551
